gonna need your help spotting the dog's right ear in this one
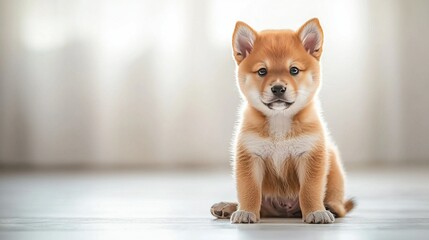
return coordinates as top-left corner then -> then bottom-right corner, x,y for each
232,21 -> 257,65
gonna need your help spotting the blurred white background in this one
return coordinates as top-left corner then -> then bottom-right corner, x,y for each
0,0 -> 428,169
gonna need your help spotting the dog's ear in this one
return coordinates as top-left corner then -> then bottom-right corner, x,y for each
297,18 -> 324,60
232,21 -> 257,65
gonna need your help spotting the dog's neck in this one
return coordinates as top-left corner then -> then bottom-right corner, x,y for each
268,113 -> 293,139
271,101 -> 321,139
244,100 -> 321,139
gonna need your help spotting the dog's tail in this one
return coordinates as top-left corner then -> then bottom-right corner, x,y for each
345,198 -> 356,213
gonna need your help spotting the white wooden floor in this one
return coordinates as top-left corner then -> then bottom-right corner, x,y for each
0,166 -> 429,240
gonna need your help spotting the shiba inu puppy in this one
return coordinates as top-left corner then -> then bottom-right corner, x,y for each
210,18 -> 354,224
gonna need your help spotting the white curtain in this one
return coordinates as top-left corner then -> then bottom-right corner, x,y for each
0,0 -> 428,167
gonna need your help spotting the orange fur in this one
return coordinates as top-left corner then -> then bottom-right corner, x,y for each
211,18 -> 354,224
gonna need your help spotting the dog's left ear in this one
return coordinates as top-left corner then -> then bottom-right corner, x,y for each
297,18 -> 324,60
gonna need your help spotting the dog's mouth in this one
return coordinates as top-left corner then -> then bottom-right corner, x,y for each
262,99 -> 295,110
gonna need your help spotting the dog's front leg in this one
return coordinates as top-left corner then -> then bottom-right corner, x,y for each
231,152 -> 263,224
298,150 -> 335,224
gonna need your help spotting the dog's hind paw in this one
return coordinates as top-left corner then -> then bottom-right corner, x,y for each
304,210 -> 335,224
230,210 -> 258,224
210,202 -> 238,219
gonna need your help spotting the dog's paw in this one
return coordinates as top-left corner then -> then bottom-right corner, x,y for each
304,210 -> 335,224
230,210 -> 258,224
210,202 -> 238,219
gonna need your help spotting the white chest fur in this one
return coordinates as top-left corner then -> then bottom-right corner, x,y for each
240,132 -> 319,175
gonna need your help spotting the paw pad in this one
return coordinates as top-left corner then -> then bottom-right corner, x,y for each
210,202 -> 237,219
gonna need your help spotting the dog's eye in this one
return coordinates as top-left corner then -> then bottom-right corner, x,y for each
290,67 -> 299,76
257,68 -> 267,77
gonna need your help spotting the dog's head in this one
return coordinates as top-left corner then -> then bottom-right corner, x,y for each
232,18 -> 324,116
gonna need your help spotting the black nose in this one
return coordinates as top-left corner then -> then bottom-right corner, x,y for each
271,85 -> 286,97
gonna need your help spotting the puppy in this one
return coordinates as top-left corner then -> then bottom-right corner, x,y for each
210,18 -> 354,224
